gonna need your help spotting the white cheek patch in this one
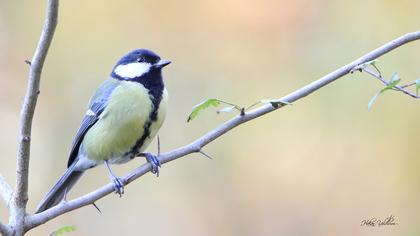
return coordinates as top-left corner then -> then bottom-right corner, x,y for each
114,62 -> 151,79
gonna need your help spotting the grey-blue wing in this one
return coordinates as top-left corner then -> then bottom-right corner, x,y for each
67,103 -> 102,167
66,78 -> 119,167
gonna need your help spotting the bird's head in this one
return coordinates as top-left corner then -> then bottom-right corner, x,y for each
111,49 -> 171,80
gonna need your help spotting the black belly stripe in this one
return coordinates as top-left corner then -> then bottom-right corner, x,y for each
129,90 -> 162,155
117,68 -> 165,156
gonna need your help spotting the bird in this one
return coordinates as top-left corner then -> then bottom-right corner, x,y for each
35,49 -> 170,213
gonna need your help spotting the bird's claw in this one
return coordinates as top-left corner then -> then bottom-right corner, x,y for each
111,176 -> 124,197
104,160 -> 125,196
143,153 -> 161,177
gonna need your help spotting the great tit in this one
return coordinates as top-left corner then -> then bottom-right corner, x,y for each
35,49 -> 170,213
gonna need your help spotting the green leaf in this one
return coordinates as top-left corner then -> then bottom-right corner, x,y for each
362,59 -> 378,67
217,106 -> 236,114
50,226 -> 76,236
380,73 -> 401,92
187,99 -> 221,122
367,92 -> 381,111
368,73 -> 401,110
261,99 -> 292,108
415,79 -> 420,96
187,99 -> 244,122
388,72 -> 399,84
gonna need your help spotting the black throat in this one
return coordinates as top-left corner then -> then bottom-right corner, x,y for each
113,69 -> 165,154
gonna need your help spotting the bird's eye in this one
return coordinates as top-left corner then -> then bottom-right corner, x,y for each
137,57 -> 145,63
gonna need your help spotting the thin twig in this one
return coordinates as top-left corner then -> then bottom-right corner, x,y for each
91,202 -> 101,213
362,67 -> 419,98
24,31 -> 420,231
0,174 -> 12,209
10,0 -> 59,234
199,150 -> 213,160
401,82 -> 416,88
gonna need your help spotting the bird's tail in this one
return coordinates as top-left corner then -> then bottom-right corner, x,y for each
35,162 -> 84,214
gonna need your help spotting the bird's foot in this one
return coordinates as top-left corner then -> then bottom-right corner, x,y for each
142,153 -> 161,177
111,175 -> 124,197
104,160 -> 125,197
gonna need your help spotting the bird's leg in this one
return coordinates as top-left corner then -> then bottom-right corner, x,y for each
137,152 -> 161,177
104,160 -> 124,197
62,187 -> 69,202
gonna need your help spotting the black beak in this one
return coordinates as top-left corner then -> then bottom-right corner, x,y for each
153,59 -> 171,69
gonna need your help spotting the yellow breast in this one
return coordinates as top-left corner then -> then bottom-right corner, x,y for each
83,81 -> 154,161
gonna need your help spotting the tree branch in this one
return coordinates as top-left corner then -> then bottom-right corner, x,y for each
0,220 -> 12,236
0,174 -> 12,209
10,0 -> 59,233
25,31 -> 420,230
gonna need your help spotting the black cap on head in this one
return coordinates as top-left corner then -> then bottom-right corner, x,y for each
116,49 -> 161,66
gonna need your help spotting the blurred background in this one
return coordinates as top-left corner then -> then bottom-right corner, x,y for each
1,0 -> 419,235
